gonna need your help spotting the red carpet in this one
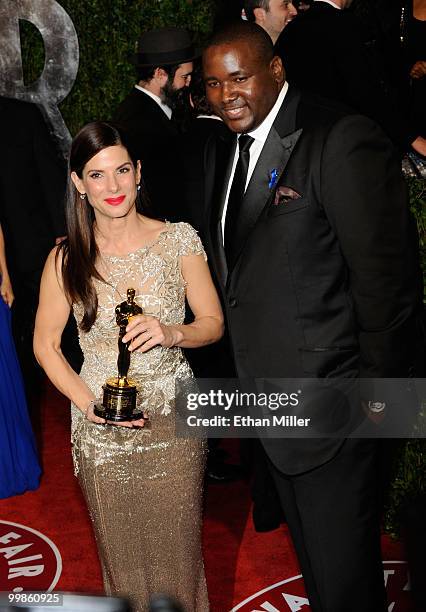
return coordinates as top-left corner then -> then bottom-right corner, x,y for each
0,382 -> 414,611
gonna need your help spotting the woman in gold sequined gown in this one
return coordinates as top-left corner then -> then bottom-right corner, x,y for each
34,121 -> 224,611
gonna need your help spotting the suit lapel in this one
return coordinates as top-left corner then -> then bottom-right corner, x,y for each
206,131 -> 236,287
227,86 -> 303,279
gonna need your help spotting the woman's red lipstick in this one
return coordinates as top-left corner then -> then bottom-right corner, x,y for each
105,195 -> 126,206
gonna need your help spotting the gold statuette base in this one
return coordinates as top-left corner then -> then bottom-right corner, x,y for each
94,377 -> 143,422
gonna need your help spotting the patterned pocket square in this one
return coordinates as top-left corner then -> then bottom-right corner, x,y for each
274,186 -> 302,205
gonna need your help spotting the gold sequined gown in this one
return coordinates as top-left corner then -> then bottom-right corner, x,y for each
71,222 -> 208,611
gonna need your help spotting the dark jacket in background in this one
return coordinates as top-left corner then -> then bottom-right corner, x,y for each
0,97 -> 80,381
181,116 -> 236,379
114,88 -> 183,221
0,96 -> 66,289
274,0 -> 417,149
180,116 -> 230,233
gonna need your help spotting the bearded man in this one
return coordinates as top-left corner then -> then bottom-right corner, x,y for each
115,28 -> 195,219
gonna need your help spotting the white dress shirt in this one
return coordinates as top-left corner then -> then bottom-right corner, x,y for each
221,81 -> 289,240
134,85 -> 172,119
314,0 -> 342,9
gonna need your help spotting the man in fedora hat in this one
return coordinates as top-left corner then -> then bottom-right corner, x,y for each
115,28 -> 196,219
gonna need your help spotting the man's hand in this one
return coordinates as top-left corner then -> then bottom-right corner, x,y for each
411,136 -> 426,157
410,61 -> 426,79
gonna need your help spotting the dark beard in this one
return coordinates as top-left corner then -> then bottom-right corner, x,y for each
161,78 -> 181,110
169,86 -> 193,132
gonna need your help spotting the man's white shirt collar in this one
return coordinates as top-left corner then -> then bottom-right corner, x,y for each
314,0 -> 342,9
197,114 -> 223,121
134,85 -> 172,119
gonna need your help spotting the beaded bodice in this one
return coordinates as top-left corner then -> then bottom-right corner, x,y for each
70,222 -> 206,445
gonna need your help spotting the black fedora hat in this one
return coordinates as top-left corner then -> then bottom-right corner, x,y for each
133,27 -> 197,67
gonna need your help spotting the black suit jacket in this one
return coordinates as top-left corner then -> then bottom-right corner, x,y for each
201,85 -> 423,475
274,1 -> 416,149
180,116 -> 230,234
0,97 -> 82,376
114,88 -> 183,220
0,97 -> 66,289
180,116 -> 236,379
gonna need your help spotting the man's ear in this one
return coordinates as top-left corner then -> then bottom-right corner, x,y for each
154,67 -> 168,86
270,55 -> 286,85
253,7 -> 267,25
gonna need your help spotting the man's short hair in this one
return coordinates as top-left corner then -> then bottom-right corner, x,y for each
244,0 -> 270,22
205,20 -> 274,65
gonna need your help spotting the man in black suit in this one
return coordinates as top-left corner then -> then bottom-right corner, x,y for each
115,28 -> 196,220
0,96 -> 73,383
274,0 -> 426,155
201,21 -> 423,611
180,65 -> 229,234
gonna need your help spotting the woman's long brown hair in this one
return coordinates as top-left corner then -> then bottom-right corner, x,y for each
57,121 -> 149,332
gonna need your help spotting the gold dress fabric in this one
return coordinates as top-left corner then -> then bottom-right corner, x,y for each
70,222 -> 209,611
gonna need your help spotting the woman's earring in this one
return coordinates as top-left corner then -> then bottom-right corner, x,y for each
137,184 -> 141,191
79,192 -> 86,200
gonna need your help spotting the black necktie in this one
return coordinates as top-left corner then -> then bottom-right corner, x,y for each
224,134 -> 254,263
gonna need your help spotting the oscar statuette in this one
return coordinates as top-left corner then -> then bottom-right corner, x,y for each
94,288 -> 144,422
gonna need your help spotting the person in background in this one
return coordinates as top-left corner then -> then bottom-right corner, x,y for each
179,65 -> 244,483
0,221 -> 41,499
0,97 -> 79,387
34,121 -> 223,611
295,0 -> 312,11
179,63 -> 230,231
243,0 -> 298,43
274,0 -> 426,156
401,0 -> 426,137
115,28 -> 195,221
